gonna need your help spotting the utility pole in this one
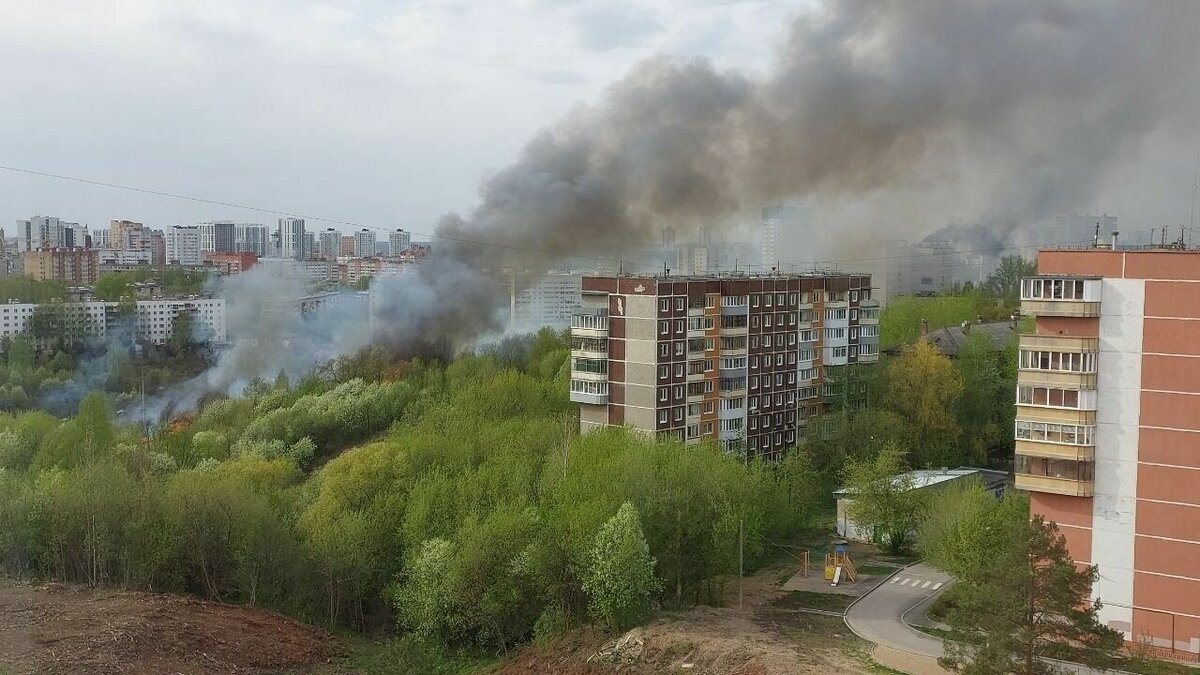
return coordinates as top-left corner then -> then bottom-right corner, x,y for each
738,515 -> 744,610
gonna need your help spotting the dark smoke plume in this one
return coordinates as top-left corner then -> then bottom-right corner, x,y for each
423,0 -> 1200,344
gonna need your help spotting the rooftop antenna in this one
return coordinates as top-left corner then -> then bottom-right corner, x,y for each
1190,152 -> 1199,247
1093,222 -> 1100,248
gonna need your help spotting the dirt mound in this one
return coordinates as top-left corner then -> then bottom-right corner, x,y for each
0,582 -> 341,674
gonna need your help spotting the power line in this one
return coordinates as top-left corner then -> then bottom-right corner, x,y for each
0,163 -> 1106,273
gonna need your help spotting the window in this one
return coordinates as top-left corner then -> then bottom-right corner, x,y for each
750,356 -> 759,369
674,364 -> 684,378
659,320 -> 669,335
788,372 -> 796,384
799,329 -> 817,342
675,319 -> 684,333
850,291 -> 858,302
659,387 -> 669,402
674,342 -> 685,356
765,314 -> 772,327
659,409 -> 669,424
799,368 -> 818,381
674,407 -> 684,422
787,353 -> 796,365
774,374 -> 783,387
850,328 -> 857,340
824,328 -> 846,340
776,293 -> 785,306
751,295 -> 760,307
788,333 -> 797,346
749,417 -> 758,430
775,354 -> 784,366
1015,456 -> 1094,482
764,335 -> 772,348
1019,350 -> 1096,373
750,375 -> 759,389
765,294 -> 772,307
789,293 -> 798,305
850,345 -> 858,357
704,380 -> 714,393
660,299 -> 669,312
659,343 -> 669,357
675,298 -> 685,311
1015,421 -> 1096,445
860,343 -> 878,356
850,309 -> 858,321
751,316 -> 760,329
750,336 -> 759,349
1017,386 -> 1090,409
705,294 -> 718,308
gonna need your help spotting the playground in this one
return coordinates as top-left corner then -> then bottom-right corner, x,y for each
774,537 -> 905,599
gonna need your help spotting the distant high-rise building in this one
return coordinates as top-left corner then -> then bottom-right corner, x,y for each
389,229 -> 411,257
277,217 -> 306,260
109,219 -> 148,251
319,228 -> 341,260
198,221 -> 236,254
353,229 -> 377,257
234,224 -> 269,257
149,229 -> 166,266
23,248 -> 99,284
876,239 -> 968,300
165,226 -> 202,265
15,216 -> 75,252
305,232 -> 317,260
509,271 -> 583,332
340,235 -> 355,257
760,205 -> 813,271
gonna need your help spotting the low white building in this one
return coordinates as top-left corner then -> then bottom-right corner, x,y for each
834,467 -> 1007,543
0,297 -> 226,346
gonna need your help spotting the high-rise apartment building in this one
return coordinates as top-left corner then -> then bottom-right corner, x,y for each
277,217 -> 306,260
760,205 -> 813,271
319,228 -> 341,260
509,271 -> 583,332
165,226 -> 202,265
389,228 -> 411,257
570,273 -> 878,459
198,221 -> 236,254
1017,243 -> 1200,661
340,236 -> 355,257
109,219 -> 147,251
22,248 -> 99,284
15,216 -> 76,252
234,224 -> 269,257
149,229 -> 166,265
353,229 -> 377,257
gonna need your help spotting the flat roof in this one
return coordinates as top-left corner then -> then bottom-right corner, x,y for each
833,467 -> 1005,496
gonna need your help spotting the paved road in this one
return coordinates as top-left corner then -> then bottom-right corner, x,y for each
844,562 -> 952,660
844,562 -> 1119,675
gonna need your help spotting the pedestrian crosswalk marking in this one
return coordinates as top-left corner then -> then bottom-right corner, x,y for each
932,582 -> 943,590
890,577 -> 900,584
921,581 -> 932,589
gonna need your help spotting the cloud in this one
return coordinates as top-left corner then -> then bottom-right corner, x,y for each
573,4 -> 665,51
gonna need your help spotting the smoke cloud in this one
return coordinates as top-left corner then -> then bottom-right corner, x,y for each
133,1 -> 1200,414
428,0 -> 1200,330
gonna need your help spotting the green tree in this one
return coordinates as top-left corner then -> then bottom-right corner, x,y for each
955,331 -> 1015,465
7,336 -> 35,372
168,310 -> 194,355
885,340 -> 963,467
582,502 -> 660,630
841,444 -> 927,554
984,255 -> 1037,302
77,391 -> 115,463
934,496 -> 1124,673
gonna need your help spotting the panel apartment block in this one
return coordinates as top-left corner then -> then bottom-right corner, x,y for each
570,273 -> 876,460
1017,248 -> 1200,661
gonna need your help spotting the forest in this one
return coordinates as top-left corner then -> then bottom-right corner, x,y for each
0,267 -> 1023,662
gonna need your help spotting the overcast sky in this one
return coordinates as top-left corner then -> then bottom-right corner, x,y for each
0,0 -> 805,237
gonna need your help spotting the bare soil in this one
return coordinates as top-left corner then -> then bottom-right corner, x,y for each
495,561 -> 878,675
0,582 -> 341,675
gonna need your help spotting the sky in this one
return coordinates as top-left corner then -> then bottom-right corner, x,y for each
0,0 -> 806,238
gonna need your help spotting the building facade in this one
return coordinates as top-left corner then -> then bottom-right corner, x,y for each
198,221 -> 236,254
165,226 -> 202,265
15,216 -> 77,252
389,228 -> 411,257
353,229 -> 377,257
204,252 -> 257,275
235,224 -> 269,257
509,271 -> 583,332
22,248 -> 99,283
318,228 -> 341,260
1017,246 -> 1200,660
277,217 -> 306,260
0,297 -> 225,345
760,205 -> 813,271
570,273 -> 878,459
109,219 -> 147,251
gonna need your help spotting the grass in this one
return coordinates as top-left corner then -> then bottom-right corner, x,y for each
324,635 -> 499,675
772,590 -> 856,613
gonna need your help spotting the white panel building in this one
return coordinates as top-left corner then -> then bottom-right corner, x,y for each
389,229 -> 412,257
0,298 -> 226,345
165,226 -> 202,265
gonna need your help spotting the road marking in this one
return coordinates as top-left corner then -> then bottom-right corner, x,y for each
900,578 -> 912,586
921,581 -> 932,589
890,577 -> 900,584
932,582 -> 943,590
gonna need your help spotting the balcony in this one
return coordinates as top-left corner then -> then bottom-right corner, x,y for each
570,313 -> 609,336
860,298 -> 880,308
1021,335 -> 1099,351
1015,440 -> 1094,462
1015,474 -> 1093,497
858,352 -> 880,364
569,379 -> 608,405
1015,406 -> 1096,426
1020,277 -> 1101,317
859,310 -> 880,326
1017,369 -> 1097,389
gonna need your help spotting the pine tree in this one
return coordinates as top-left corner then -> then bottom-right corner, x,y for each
940,513 -> 1123,674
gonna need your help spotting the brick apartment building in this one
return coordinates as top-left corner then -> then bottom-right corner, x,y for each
1017,244 -> 1200,660
569,273 -> 878,459
22,248 -> 99,284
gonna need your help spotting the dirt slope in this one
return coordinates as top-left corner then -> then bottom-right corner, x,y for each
0,582 -> 341,674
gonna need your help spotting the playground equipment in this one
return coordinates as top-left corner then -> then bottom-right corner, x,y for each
823,540 -> 857,585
